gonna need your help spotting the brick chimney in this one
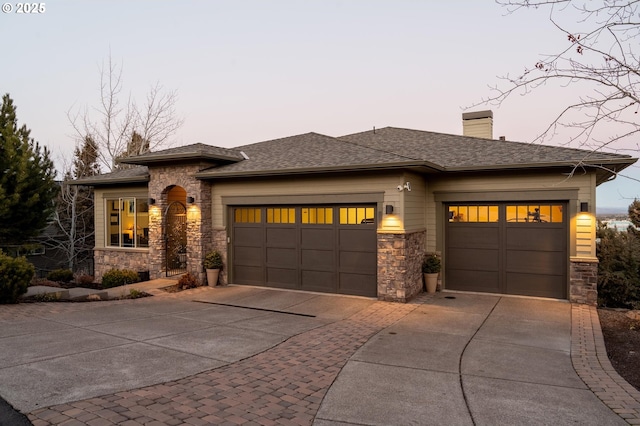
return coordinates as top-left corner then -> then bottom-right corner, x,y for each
462,110 -> 493,139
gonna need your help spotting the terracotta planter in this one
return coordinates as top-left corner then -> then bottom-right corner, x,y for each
206,268 -> 220,287
424,273 -> 438,294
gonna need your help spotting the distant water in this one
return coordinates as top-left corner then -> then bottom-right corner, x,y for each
602,220 -> 635,232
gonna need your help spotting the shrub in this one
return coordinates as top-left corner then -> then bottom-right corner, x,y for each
203,251 -> 223,269
47,268 -> 74,283
422,254 -> 441,274
178,272 -> 200,290
0,251 -> 35,303
75,273 -> 95,286
101,268 -> 141,289
597,223 -> 640,308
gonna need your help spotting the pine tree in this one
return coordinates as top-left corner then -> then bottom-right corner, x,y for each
0,94 -> 58,246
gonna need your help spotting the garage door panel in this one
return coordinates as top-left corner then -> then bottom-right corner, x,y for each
266,247 -> 297,268
301,249 -> 334,270
267,267 -> 298,289
448,226 -> 500,249
444,269 -> 501,294
339,273 -> 377,297
233,246 -> 263,266
266,227 -> 296,248
301,228 -> 334,249
506,228 -> 566,251
507,250 -> 565,275
506,273 -> 566,299
339,229 -> 377,251
234,266 -> 264,285
301,270 -> 336,293
340,251 -> 377,272
447,248 -> 499,271
234,227 -> 263,246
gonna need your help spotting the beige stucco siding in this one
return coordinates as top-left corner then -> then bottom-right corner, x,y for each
94,186 -> 148,249
401,171 -> 427,233
210,172 -> 406,231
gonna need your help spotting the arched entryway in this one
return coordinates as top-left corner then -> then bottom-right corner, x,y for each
164,186 -> 188,277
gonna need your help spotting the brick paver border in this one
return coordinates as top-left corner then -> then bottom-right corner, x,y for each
571,304 -> 640,425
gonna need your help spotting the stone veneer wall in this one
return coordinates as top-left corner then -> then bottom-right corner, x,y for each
570,259 -> 598,305
377,231 -> 425,302
147,163 -> 214,285
94,249 -> 150,282
212,229 -> 228,285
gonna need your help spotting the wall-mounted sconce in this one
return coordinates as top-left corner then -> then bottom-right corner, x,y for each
385,205 -> 394,215
148,198 -> 156,205
186,196 -> 195,204
396,182 -> 412,192
580,202 -> 589,213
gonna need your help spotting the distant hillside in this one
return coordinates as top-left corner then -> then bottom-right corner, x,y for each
597,206 -> 628,216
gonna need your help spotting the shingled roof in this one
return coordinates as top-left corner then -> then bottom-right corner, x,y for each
195,132 -> 424,179
72,126 -> 636,185
72,165 -> 149,185
118,143 -> 244,165
196,127 -> 635,181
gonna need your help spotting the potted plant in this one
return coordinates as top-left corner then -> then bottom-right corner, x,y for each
203,250 -> 223,286
422,254 -> 441,294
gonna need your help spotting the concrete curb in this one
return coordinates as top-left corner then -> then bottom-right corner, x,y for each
571,304 -> 640,424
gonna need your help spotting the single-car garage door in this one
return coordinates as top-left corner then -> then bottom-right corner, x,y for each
231,205 -> 377,297
445,203 -> 567,299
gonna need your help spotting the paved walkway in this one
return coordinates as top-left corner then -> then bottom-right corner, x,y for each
0,286 -> 638,425
572,304 -> 640,424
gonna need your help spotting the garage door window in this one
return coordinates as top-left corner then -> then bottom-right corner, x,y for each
506,204 -> 563,223
234,208 -> 262,223
267,208 -> 296,224
301,207 -> 333,224
448,205 -> 499,222
339,207 -> 375,225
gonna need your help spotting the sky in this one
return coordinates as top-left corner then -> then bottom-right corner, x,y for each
1,0 -> 638,209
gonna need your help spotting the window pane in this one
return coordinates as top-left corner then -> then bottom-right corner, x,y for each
136,198 -> 149,248
326,208 -> 333,224
489,206 -> 499,222
539,205 -> 551,223
468,206 -> 478,222
348,208 -> 356,224
551,205 -> 563,223
365,207 -> 375,223
506,205 -> 517,222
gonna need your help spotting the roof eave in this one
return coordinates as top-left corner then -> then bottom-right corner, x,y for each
118,152 -> 243,165
196,161 -> 442,180
68,175 -> 150,186
445,158 -> 637,173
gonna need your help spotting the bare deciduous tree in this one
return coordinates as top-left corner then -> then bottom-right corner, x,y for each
478,0 -> 639,156
68,54 -> 184,171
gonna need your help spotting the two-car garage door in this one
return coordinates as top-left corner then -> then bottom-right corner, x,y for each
231,205 -> 377,297
445,202 -> 567,299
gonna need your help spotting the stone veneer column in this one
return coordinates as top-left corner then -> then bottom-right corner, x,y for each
377,231 -> 425,302
147,163 -> 214,285
570,259 -> 598,305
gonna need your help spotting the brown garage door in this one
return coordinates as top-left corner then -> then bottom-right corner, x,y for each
231,205 -> 377,297
445,203 -> 567,299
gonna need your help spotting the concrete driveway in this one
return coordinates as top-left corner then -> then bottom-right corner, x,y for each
0,286 -> 635,425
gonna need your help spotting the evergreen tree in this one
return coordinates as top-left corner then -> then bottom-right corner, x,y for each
0,94 -> 58,246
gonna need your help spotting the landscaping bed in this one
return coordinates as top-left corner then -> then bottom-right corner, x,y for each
599,308 -> 640,392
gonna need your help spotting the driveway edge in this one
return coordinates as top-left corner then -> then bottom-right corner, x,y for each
571,304 -> 640,424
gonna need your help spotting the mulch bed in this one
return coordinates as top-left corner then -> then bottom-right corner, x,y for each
599,308 -> 640,392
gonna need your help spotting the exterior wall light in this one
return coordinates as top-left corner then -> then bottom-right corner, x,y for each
186,196 -> 195,204
580,202 -> 589,213
385,205 -> 394,215
148,197 -> 156,205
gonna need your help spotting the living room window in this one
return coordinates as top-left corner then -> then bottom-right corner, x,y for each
106,198 -> 149,248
